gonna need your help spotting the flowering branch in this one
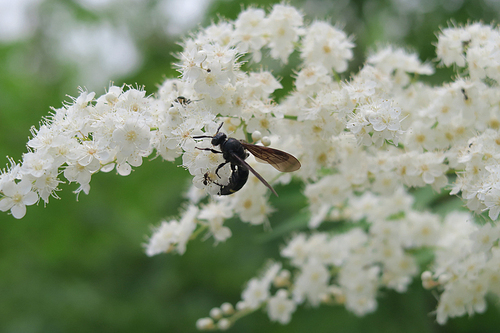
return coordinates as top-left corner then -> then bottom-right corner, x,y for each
2,3 -> 500,329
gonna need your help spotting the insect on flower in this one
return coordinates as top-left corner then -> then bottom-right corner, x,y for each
194,123 -> 301,196
173,96 -> 192,105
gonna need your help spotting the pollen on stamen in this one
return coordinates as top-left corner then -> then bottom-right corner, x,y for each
126,131 -> 138,142
205,75 -> 216,86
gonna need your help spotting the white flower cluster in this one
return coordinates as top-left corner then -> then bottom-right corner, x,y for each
2,3 -> 500,329
423,212 -> 500,324
452,129 -> 500,220
189,17 -> 500,329
436,23 -> 500,82
0,87 -> 156,218
197,262 -> 298,328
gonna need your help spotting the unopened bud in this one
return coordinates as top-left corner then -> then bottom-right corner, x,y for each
196,317 -> 215,330
218,318 -> 231,330
220,302 -> 234,315
252,130 -> 262,142
209,307 -> 222,320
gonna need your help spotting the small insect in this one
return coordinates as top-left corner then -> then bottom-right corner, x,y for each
170,96 -> 192,107
203,165 -> 249,195
461,88 -> 469,101
175,96 -> 192,105
194,123 -> 301,196
202,172 -> 211,186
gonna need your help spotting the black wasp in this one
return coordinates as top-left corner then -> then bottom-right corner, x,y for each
193,123 -> 301,196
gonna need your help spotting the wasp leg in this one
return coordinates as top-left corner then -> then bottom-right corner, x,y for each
215,161 -> 229,177
196,148 -> 227,177
193,135 -> 215,139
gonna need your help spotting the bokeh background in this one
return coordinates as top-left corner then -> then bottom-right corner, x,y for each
1,0 -> 500,332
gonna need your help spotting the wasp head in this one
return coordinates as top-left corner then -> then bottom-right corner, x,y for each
211,132 -> 227,147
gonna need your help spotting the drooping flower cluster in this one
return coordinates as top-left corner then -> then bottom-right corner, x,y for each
2,3 -> 500,329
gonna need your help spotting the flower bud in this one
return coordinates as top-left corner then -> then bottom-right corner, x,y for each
261,136 -> 271,146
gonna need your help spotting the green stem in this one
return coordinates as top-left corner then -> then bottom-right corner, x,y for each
283,115 -> 298,121
331,70 -> 341,82
225,307 -> 258,326
190,223 -> 208,240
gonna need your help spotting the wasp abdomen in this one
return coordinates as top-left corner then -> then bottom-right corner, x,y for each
218,165 -> 249,195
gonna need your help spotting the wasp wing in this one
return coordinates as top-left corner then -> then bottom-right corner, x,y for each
240,142 -> 301,172
233,154 -> 278,197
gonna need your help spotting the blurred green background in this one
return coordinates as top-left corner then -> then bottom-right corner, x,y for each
1,0 -> 500,332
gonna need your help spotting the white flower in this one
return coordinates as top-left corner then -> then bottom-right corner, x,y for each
281,234 -> 309,266
436,281 -> 472,324
200,21 -> 234,47
33,169 -> 63,204
112,117 -> 151,157
201,43 -> 237,66
404,119 -> 436,152
145,219 -> 180,256
267,289 -> 296,324
175,205 -> 199,254
192,164 -> 231,195
295,64 -> 330,91
27,126 -> 74,162
246,71 -> 282,99
233,8 -> 267,60
145,205 -> 198,256
484,187 -> 500,220
470,223 -> 500,252
266,4 -> 304,63
115,88 -> 149,113
343,75 -> 377,104
340,263 -> 379,316
346,111 -> 370,134
179,45 -> 206,82
301,21 -> 354,72
382,253 -> 418,292
367,46 -> 434,76
304,174 -> 352,227
198,200 -> 233,242
193,64 -> 228,98
412,152 -> 448,188
83,140 -> 111,165
404,211 -> 442,248
241,278 -> 270,309
367,100 -> 402,132
233,189 -> 273,225
292,259 -> 329,306
344,290 -> 378,316
368,167 -> 397,194
21,151 -> 55,178
64,158 -> 100,185
0,180 -> 38,219
435,26 -> 470,67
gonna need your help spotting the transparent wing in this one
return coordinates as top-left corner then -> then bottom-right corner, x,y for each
240,142 -> 301,172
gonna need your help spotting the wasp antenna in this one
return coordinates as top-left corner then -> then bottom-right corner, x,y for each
216,122 -> 224,135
